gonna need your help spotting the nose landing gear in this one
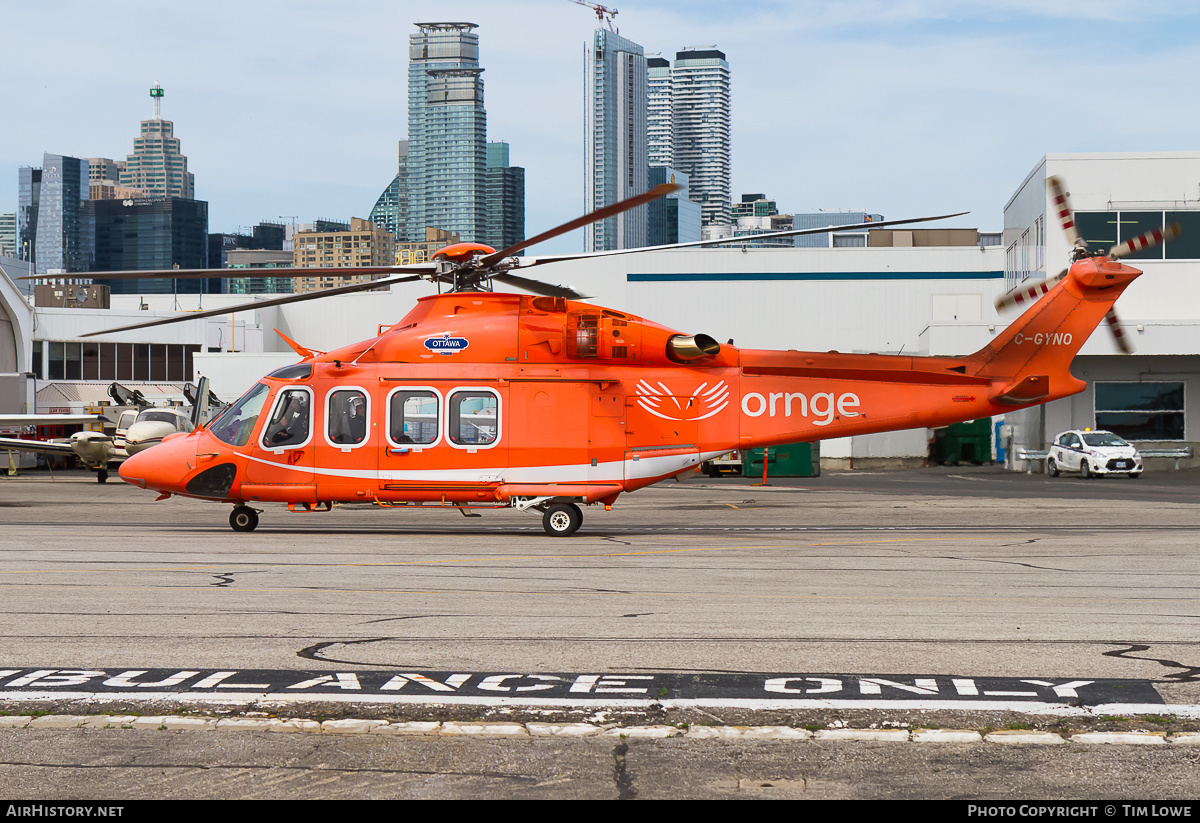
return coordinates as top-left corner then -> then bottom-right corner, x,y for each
229,505 -> 260,532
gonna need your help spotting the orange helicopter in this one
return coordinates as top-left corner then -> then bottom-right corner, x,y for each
69,179 -> 1172,536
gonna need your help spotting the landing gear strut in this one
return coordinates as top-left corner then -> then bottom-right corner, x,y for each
541,502 -> 583,537
229,505 -> 260,532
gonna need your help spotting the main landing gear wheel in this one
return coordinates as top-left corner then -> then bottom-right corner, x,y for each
96,469 -> 108,483
542,503 -> 582,537
1046,458 -> 1059,478
229,506 -> 260,532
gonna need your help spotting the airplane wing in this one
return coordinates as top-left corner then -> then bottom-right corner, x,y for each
0,414 -> 111,426
0,436 -> 77,457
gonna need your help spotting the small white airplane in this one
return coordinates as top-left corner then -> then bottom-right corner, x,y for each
0,378 -> 219,482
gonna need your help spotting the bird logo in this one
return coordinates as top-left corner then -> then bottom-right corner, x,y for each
635,380 -> 730,421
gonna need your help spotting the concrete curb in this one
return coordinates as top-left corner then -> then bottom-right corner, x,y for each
2,714 -> 1193,744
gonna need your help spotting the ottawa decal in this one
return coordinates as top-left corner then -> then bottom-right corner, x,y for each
423,333 -> 470,355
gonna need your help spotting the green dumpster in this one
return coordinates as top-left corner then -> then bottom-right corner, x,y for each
932,418 -> 992,465
742,442 -> 820,477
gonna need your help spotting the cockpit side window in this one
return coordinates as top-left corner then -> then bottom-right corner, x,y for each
209,382 -> 270,447
261,388 -> 313,449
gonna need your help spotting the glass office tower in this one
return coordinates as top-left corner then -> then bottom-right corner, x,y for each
87,198 -> 210,293
584,29 -> 648,252
27,154 -> 90,274
484,141 -> 524,253
405,22 -> 487,243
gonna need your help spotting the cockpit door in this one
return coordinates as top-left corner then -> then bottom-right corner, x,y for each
244,386 -> 316,493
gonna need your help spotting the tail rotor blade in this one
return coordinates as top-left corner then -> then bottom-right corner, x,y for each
1108,223 -> 1181,260
995,269 -> 1067,312
1047,176 -> 1083,250
1104,309 -> 1133,354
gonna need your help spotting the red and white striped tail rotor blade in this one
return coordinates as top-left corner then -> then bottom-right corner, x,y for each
995,269 -> 1067,312
1047,176 -> 1081,247
1104,309 -> 1133,354
1107,222 -> 1181,260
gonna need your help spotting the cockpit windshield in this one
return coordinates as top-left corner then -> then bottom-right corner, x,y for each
208,382 -> 271,447
139,410 -> 189,429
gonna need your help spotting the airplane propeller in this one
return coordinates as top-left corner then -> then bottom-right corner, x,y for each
994,175 -> 1180,354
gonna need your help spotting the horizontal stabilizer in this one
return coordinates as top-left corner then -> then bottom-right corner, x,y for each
990,375 -> 1050,406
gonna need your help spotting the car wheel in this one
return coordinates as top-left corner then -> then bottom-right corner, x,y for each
1080,460 -> 1091,479
1128,472 -> 1140,479
1046,458 -> 1059,478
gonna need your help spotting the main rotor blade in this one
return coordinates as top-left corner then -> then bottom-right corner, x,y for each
995,268 -> 1067,312
489,272 -> 588,300
510,212 -> 971,268
477,182 -> 681,268
80,273 -> 427,338
1108,223 -> 1180,260
20,264 -> 435,281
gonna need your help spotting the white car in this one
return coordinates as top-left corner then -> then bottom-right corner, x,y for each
1047,430 -> 1143,479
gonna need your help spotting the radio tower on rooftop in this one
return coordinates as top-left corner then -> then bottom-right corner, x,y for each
150,82 -> 164,119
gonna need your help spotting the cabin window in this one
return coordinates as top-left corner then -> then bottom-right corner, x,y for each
209,382 -> 270,447
260,387 -> 313,450
388,389 -> 440,446
326,388 -> 369,447
448,390 -> 500,448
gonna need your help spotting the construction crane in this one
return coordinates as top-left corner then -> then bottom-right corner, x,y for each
571,0 -> 618,33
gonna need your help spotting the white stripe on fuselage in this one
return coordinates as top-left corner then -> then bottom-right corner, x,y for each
241,450 -> 724,484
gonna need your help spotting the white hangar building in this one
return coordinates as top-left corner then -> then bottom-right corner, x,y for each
2,152 -> 1198,471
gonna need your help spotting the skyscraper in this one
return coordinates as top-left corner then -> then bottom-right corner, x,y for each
584,29 -> 648,252
647,56 -> 674,170
647,166 -> 701,247
672,47 -> 731,230
21,154 -> 90,275
17,167 -> 40,265
484,142 -> 524,252
405,23 -> 486,243
0,212 -> 16,259
370,141 -> 410,242
119,84 -> 196,200
86,198 -> 209,293
370,174 -> 402,241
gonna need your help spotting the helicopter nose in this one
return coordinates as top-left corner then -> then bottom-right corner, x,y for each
119,432 -> 195,493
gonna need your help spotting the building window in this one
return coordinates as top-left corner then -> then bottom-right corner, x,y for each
1094,382 -> 1184,441
37,342 -> 201,383
1075,210 -> 1200,260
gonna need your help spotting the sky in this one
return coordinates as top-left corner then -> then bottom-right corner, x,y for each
3,0 -> 1199,254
